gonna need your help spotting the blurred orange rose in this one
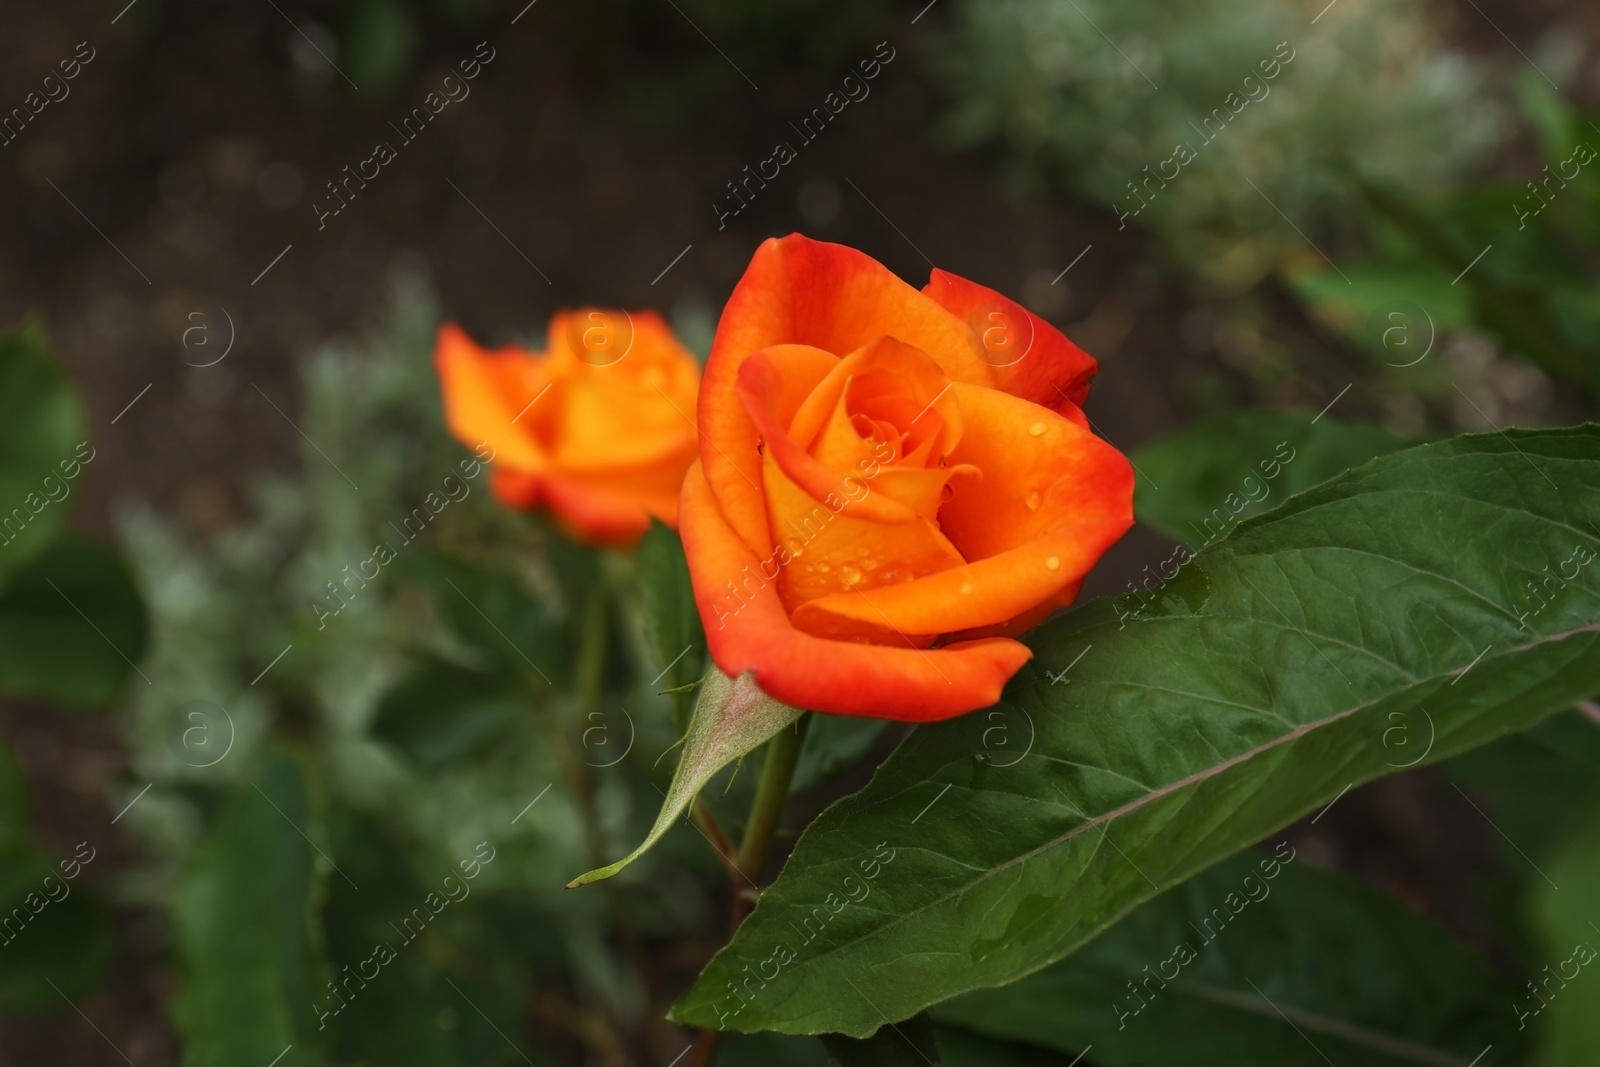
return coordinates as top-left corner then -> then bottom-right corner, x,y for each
679,235 -> 1133,720
434,310 -> 701,546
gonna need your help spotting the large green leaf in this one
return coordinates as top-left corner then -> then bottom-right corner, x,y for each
794,715 -> 890,792
171,749 -> 330,1067
0,534 -> 148,708
936,852 -> 1522,1066
1131,412 -> 1402,544
673,427 -> 1600,1035
0,322 -> 85,588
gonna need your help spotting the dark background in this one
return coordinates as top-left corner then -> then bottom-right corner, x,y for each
0,0 -> 1594,1062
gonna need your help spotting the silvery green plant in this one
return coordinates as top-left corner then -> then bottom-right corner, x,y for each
111,280 -> 673,961
937,0 -> 1504,287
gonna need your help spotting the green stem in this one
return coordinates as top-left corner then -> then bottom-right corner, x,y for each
574,582 -> 608,715
695,713 -> 812,1067
566,578 -> 653,1062
735,713 -> 812,885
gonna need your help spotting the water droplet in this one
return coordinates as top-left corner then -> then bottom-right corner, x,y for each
816,563 -> 830,573
841,564 -> 863,586
862,559 -> 879,571
959,582 -> 973,595
1028,422 -> 1047,437
1026,490 -> 1042,510
1046,556 -> 1061,571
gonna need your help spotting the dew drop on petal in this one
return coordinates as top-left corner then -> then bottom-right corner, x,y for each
816,563 -> 830,573
862,559 -> 879,571
1028,422 -> 1047,437
1026,490 -> 1042,510
1046,556 -> 1061,571
841,565 -> 863,586
959,582 -> 973,595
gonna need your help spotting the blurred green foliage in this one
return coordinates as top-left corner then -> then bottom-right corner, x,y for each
936,0 -> 1503,289
1294,76 -> 1600,405
0,322 -> 143,1012
108,280 -> 923,1064
1129,411 -> 1403,544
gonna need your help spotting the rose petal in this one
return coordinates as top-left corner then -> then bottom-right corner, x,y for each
434,324 -> 550,471
788,530 -> 1107,637
681,463 -> 1032,720
491,469 -> 658,546
541,310 -> 702,476
938,383 -> 1133,562
761,449 -> 965,619
923,268 -> 1098,413
790,383 -> 1132,636
738,342 -> 922,527
700,235 -> 995,553
787,336 -> 964,457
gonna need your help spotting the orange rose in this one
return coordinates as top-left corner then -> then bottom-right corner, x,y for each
679,236 -> 1133,720
434,310 -> 702,546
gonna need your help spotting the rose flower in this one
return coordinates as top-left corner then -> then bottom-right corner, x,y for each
679,235 -> 1133,720
434,310 -> 701,546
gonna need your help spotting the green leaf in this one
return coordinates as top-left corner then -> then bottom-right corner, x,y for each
717,1032 -> 831,1067
0,321 -> 86,587
821,1013 -> 941,1065
0,734 -> 114,1011
0,534 -> 148,708
932,1028 -> 1078,1067
321,810 -> 531,1066
1131,412 -> 1402,545
936,851 -> 1524,1066
0,856 -> 114,1011
637,521 -> 707,728
672,427 -> 1600,1036
396,549 -> 563,688
568,669 -> 801,887
172,749 -> 330,1067
794,715 -> 889,791
1433,710 -> 1600,965
1531,800 -> 1600,1065
1441,709 -> 1600,874
372,658 -> 523,771
1289,261 -> 1473,342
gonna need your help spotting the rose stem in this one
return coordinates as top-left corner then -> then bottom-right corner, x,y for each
735,713 -> 813,887
564,577 -> 652,1058
692,712 -> 813,1067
